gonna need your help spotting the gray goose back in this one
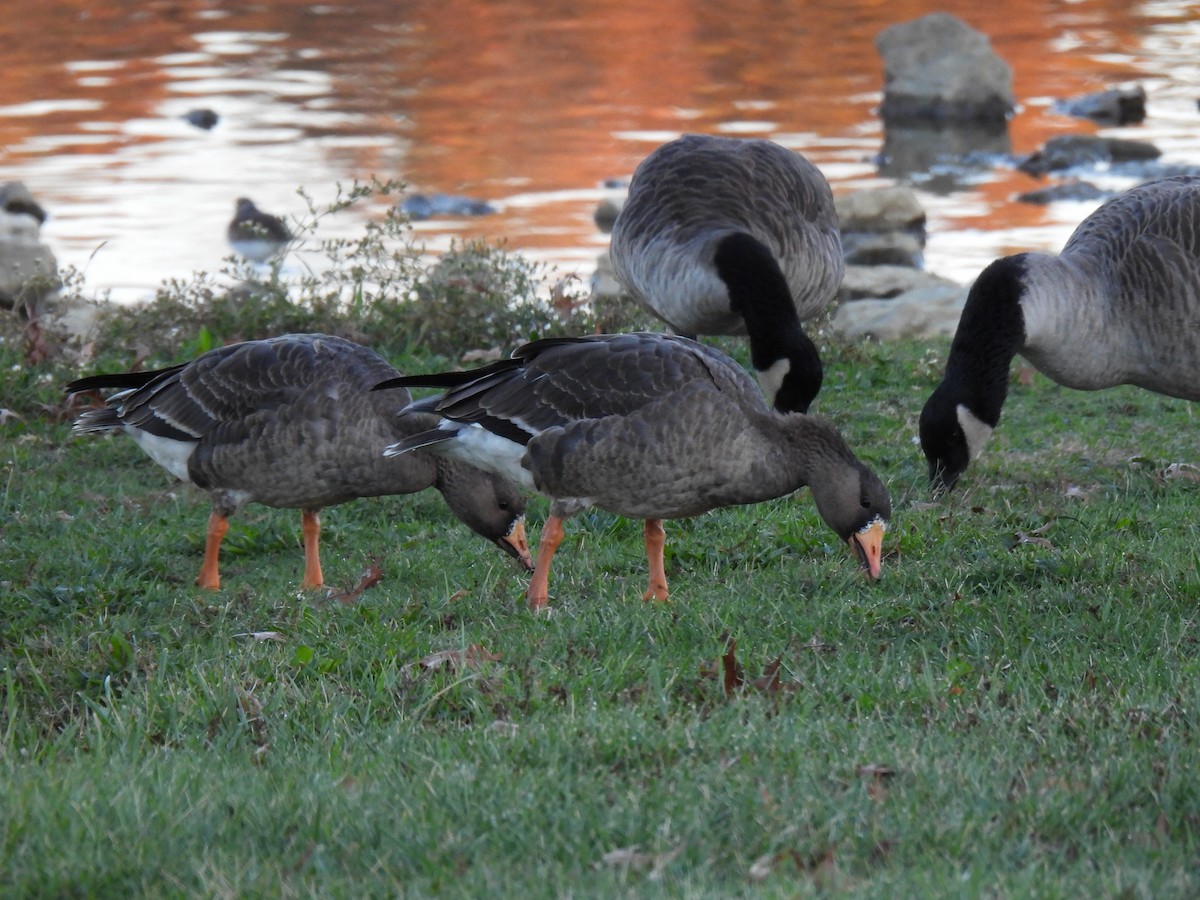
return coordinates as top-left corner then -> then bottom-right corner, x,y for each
1020,174 -> 1200,395
387,333 -> 889,537
920,174 -> 1200,489
67,333 -> 527,550
610,133 -> 844,336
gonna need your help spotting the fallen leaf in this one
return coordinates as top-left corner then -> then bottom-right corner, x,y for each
1015,531 -> 1055,549
748,851 -> 777,882
327,558 -> 384,604
1064,484 -> 1091,500
1161,462 -> 1200,482
596,843 -> 686,877
405,643 -> 502,677
234,631 -> 286,642
699,633 -> 798,696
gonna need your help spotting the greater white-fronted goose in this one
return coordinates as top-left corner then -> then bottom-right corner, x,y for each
375,332 -> 890,611
227,197 -> 292,262
65,334 -> 532,590
921,174 -> 1200,490
609,134 -> 844,413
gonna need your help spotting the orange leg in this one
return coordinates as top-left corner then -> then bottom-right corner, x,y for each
527,515 -> 565,611
641,518 -> 669,602
300,509 -> 324,589
196,511 -> 228,590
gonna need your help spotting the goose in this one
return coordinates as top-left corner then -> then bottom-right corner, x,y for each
227,197 -> 293,262
608,133 -> 844,414
920,174 -> 1200,491
65,334 -> 533,590
374,332 -> 890,611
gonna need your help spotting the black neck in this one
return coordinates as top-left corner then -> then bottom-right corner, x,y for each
940,254 -> 1029,426
713,232 -> 822,413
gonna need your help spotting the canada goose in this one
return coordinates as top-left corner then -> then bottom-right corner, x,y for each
609,134 -> 844,413
375,332 -> 890,610
920,174 -> 1200,491
65,334 -> 533,590
227,197 -> 292,262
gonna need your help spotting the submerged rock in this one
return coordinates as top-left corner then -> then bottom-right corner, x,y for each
400,193 -> 497,220
1053,86 -> 1146,126
1017,135 -> 1161,176
1016,181 -> 1113,205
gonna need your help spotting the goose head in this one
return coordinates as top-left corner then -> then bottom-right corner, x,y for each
436,462 -> 534,570
808,454 -> 891,579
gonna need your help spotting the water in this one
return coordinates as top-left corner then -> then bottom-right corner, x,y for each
2,0 -> 1198,304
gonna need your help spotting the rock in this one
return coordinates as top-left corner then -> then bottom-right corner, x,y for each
594,196 -> 625,234
836,185 -> 926,235
1015,181 -> 1113,205
841,231 -> 925,268
836,186 -> 926,267
1017,135 -> 1161,176
1053,85 -> 1146,125
876,13 -> 1014,125
0,182 -> 59,315
1,182 -> 47,225
184,108 -> 219,130
399,193 -> 497,220
838,265 -> 958,302
590,249 -> 622,299
832,281 -> 968,340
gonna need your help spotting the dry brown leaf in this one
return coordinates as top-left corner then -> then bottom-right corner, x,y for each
1162,462 -> 1200,482
327,559 -> 384,604
1015,531 -> 1055,549
700,633 -> 798,696
409,644 -> 502,676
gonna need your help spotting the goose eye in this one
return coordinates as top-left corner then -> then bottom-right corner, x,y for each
860,497 -> 872,509
498,500 -> 511,511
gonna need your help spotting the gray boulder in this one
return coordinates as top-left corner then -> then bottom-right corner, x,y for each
877,13 -> 1014,125
835,186 -> 926,267
832,278 -> 967,341
0,182 -> 59,315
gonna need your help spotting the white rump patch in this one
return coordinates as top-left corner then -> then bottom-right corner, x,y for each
956,404 -> 994,461
429,423 -> 536,491
128,428 -> 196,482
756,358 -> 791,407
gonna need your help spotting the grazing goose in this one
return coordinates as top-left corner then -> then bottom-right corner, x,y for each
227,197 -> 293,262
609,134 -> 844,413
920,174 -> 1200,491
65,334 -> 533,590
375,332 -> 890,611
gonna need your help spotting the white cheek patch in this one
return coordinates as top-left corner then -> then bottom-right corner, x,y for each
956,404 -> 994,461
756,358 -> 791,407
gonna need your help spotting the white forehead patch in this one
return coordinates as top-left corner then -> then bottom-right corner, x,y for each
756,358 -> 791,407
956,404 -> 994,461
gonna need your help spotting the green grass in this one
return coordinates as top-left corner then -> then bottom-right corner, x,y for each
4,335 -> 1200,897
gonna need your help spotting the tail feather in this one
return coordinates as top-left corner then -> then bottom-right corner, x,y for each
72,407 -> 124,434
383,427 -> 459,458
64,364 -> 184,395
